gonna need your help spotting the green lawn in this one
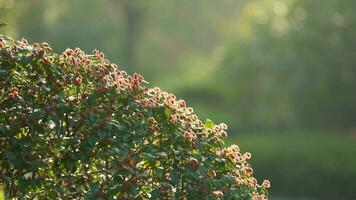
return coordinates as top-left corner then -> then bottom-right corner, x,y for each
227,131 -> 356,200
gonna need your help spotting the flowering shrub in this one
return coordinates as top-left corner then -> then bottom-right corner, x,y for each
0,35 -> 269,199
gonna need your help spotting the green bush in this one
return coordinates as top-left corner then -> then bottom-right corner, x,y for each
0,35 -> 269,199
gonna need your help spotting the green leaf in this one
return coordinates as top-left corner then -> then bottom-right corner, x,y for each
157,152 -> 168,159
151,188 -> 160,199
0,113 -> 5,121
170,172 -> 180,184
0,70 -> 7,76
204,119 -> 215,129
4,151 -> 16,162
0,185 -> 4,200
0,22 -> 7,27
98,130 -> 107,138
206,195 -> 215,200
164,107 -> 173,117
143,153 -> 156,164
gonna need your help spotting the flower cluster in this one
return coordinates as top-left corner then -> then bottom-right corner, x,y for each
0,35 -> 269,199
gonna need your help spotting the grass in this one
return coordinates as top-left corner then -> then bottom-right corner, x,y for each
227,130 -> 356,200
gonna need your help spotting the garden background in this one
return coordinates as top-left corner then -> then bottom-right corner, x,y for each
1,0 -> 356,199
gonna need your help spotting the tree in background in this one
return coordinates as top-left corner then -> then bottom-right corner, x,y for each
107,0 -> 148,71
1,0 -> 355,132
216,0 -> 356,131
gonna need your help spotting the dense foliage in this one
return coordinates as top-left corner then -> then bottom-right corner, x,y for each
0,35 -> 269,199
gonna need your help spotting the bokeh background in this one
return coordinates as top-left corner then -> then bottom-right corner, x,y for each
1,0 -> 356,199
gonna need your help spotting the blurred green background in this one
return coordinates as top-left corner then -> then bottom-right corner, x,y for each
1,0 -> 356,199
